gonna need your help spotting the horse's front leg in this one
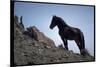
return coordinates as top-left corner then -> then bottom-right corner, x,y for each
61,37 -> 68,50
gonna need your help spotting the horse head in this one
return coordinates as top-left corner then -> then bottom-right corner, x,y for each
50,15 -> 58,29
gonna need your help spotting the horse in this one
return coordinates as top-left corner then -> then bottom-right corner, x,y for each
50,15 -> 86,56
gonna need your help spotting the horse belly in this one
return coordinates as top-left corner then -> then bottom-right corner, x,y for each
64,31 -> 76,40
60,32 -> 74,40
65,35 -> 74,40
59,28 -> 78,40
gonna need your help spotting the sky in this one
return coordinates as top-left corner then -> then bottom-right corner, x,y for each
14,2 -> 94,56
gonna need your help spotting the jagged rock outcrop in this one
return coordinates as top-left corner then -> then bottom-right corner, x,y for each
25,26 -> 55,48
14,16 -> 94,66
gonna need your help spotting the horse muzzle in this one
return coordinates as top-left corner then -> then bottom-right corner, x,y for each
50,26 -> 53,29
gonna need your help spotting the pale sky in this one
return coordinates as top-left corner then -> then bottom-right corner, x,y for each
14,1 -> 95,56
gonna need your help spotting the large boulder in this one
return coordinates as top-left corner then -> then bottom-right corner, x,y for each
25,26 -> 55,48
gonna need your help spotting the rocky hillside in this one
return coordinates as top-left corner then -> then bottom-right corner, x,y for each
14,16 -> 94,66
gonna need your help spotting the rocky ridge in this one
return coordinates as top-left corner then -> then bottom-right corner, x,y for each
14,16 -> 94,66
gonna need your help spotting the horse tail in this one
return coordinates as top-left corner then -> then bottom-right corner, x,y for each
81,31 -> 85,49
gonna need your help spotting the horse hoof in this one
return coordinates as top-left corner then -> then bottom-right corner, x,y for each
81,49 -> 87,56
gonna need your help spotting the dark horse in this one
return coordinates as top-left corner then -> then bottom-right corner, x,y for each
50,15 -> 86,55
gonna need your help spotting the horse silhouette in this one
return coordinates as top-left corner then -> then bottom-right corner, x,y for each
50,15 -> 86,56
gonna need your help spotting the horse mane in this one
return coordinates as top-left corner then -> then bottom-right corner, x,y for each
55,16 -> 68,27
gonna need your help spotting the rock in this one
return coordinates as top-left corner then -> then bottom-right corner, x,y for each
19,16 -> 24,29
14,16 -> 94,66
26,26 -> 55,48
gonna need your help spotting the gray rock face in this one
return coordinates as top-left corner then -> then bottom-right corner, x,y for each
26,26 -> 55,48
14,16 -> 94,66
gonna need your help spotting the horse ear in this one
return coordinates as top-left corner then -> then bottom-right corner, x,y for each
53,15 -> 57,17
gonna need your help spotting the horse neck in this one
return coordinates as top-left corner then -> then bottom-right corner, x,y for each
57,21 -> 69,31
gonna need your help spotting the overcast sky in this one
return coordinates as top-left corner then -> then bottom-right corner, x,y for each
14,2 -> 94,56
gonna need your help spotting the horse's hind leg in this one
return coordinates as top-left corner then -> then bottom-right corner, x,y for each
79,32 -> 86,56
75,39 -> 86,56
